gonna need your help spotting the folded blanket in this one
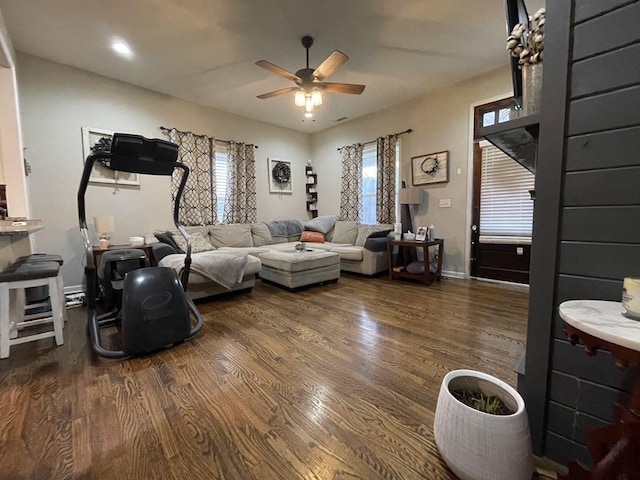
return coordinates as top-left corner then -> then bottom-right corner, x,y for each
264,219 -> 303,238
159,251 -> 248,289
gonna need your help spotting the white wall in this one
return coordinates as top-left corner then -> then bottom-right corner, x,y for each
310,67 -> 512,275
17,53 -> 310,288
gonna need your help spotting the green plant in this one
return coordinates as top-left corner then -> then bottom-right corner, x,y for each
452,389 -> 514,416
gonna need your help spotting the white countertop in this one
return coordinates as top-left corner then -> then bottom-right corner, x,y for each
559,300 -> 640,352
0,219 -> 43,236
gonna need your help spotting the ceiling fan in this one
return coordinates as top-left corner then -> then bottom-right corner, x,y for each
255,36 -> 365,115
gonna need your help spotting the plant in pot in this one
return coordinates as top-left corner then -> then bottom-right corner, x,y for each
433,369 -> 532,480
507,7 -> 545,115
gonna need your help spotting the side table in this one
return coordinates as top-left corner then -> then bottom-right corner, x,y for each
92,244 -> 155,269
559,300 -> 640,479
387,239 -> 444,284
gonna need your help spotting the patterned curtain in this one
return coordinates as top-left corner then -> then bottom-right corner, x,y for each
339,144 -> 363,221
169,128 -> 217,226
223,141 -> 257,224
376,135 -> 398,224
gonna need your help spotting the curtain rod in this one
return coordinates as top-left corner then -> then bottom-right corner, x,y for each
159,126 -> 259,149
336,128 -> 413,152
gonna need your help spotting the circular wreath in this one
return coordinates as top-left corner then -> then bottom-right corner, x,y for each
272,161 -> 291,184
421,156 -> 439,176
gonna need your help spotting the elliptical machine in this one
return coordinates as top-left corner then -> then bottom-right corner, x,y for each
78,133 -> 203,358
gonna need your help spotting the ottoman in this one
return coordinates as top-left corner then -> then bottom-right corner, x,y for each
257,250 -> 340,289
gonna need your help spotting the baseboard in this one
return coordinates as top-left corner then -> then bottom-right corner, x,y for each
64,285 -> 85,295
471,276 -> 530,290
442,270 -> 466,279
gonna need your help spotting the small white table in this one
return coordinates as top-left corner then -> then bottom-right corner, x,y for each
558,300 -> 640,479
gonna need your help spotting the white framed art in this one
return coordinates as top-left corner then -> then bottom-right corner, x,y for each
268,157 -> 292,193
81,127 -> 140,186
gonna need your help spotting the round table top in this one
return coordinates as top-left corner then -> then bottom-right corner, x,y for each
559,300 -> 640,353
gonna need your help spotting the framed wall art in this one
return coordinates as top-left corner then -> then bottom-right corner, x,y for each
411,151 -> 449,186
268,157 -> 292,193
81,127 -> 140,186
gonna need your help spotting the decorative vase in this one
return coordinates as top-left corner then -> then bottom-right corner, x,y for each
522,63 -> 543,116
433,369 -> 533,480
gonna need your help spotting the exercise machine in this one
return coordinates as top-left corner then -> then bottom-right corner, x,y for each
78,133 -> 203,358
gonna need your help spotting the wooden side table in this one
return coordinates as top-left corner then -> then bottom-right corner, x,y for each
559,300 -> 640,480
387,239 -> 444,284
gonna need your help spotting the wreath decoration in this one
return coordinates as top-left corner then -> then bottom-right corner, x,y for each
421,156 -> 439,176
272,161 -> 291,184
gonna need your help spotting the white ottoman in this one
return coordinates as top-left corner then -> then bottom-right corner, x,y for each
257,249 -> 340,289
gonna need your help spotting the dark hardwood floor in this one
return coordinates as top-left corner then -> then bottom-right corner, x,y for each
0,274 -> 528,480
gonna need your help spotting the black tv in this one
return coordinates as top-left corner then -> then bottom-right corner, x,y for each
505,0 -> 530,108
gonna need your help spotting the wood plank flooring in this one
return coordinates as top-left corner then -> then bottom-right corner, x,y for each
0,275 -> 529,480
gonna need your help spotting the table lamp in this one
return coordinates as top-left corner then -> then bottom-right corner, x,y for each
94,215 -> 114,249
398,183 -> 422,234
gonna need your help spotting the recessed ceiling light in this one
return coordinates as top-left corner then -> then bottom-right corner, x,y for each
111,39 -> 133,58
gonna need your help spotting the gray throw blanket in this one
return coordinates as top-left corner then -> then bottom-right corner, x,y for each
264,219 -> 303,238
158,251 -> 248,289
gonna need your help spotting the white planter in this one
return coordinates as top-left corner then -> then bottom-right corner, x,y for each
433,370 -> 532,480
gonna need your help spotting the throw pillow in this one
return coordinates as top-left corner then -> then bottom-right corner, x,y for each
303,215 -> 339,234
154,231 -> 184,253
331,221 -> 359,244
355,224 -> 393,246
300,231 -> 325,243
173,231 -> 215,253
367,229 -> 392,239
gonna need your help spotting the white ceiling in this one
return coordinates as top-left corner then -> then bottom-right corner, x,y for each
0,0 -> 543,133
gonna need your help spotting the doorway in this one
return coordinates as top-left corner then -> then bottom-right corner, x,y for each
470,99 -> 534,284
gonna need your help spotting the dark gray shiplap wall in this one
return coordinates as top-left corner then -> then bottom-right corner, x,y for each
525,0 -> 640,466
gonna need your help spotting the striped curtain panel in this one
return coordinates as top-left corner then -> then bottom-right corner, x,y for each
168,128 -> 217,226
339,144 -> 363,221
376,135 -> 397,224
223,141 -> 257,224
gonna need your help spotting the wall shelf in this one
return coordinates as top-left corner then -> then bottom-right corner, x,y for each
480,114 -> 539,173
305,166 -> 318,218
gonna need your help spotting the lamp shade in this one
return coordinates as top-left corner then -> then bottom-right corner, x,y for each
399,188 -> 422,205
94,215 -> 115,234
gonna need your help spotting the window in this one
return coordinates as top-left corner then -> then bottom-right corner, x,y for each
214,142 -> 228,222
361,142 -> 400,224
479,143 -> 534,242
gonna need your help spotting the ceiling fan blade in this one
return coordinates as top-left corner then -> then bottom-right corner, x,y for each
320,82 -> 366,95
255,60 -> 301,82
313,50 -> 349,81
256,86 -> 299,99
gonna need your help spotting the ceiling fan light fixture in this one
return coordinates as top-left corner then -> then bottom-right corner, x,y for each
304,97 -> 315,113
294,91 -> 305,106
304,111 -> 313,118
311,90 -> 323,106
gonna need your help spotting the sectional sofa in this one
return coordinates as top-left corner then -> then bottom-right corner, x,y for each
150,217 -> 393,299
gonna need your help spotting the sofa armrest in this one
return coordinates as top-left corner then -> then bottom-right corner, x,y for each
150,242 -> 177,263
364,237 -> 390,252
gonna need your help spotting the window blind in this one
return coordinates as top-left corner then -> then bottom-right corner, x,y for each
479,144 -> 534,243
362,143 -> 377,225
214,142 -> 228,222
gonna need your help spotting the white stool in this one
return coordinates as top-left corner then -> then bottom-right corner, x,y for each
0,261 -> 64,359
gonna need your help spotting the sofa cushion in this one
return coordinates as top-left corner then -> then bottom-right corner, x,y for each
303,215 -> 339,234
332,221 -> 359,244
154,231 -> 183,253
300,231 -> 325,243
209,224 -> 253,248
173,231 -> 215,253
251,223 -> 273,247
355,224 -> 394,246
330,245 -> 363,261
